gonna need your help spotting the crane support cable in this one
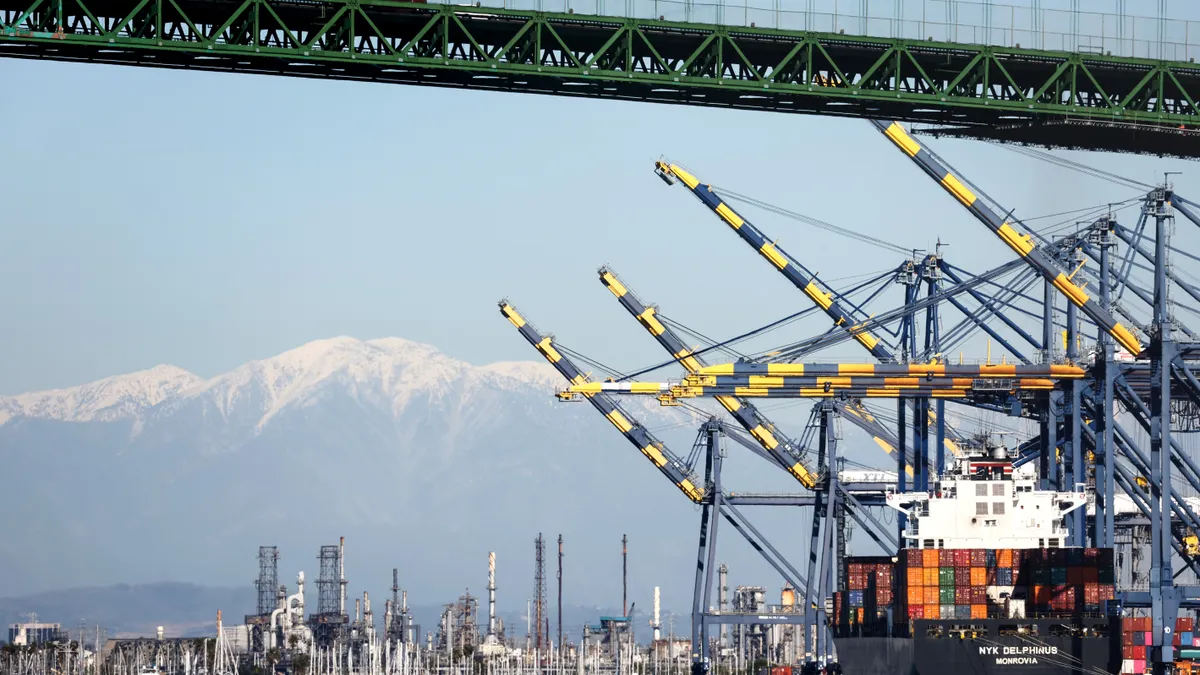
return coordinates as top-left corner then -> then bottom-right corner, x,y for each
764,257 -> 1031,363
709,184 -> 913,256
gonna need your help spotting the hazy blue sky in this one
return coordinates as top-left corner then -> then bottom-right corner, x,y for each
0,47 -> 1198,395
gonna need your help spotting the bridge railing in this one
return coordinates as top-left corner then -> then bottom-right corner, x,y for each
478,0 -> 1200,63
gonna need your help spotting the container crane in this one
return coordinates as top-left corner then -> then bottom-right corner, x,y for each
652,160 -> 970,476
654,160 -> 895,363
597,266 -> 820,489
871,120 -> 1144,357
499,300 -> 704,502
598,265 -> 920,479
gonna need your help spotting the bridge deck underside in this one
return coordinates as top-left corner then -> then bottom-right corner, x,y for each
4,0 -> 1200,155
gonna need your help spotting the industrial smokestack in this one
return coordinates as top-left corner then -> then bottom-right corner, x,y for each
339,537 -> 347,616
488,551 -> 497,636
622,534 -> 628,617
356,598 -> 361,623
557,535 -> 563,650
653,587 -> 661,641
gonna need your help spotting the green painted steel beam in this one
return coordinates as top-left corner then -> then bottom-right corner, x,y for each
4,0 -> 1200,156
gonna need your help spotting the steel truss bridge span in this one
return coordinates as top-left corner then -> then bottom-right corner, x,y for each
5,0 -> 1200,156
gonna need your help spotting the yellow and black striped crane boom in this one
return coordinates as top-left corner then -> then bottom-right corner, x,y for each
499,300 -> 704,503
598,265 -> 821,489
654,161 -> 896,363
569,361 -> 1085,401
872,120 -> 1144,357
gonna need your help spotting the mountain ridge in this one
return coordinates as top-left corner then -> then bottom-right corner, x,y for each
0,334 -> 719,607
0,336 -> 566,433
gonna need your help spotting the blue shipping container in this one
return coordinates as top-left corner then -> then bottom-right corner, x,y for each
848,591 -> 864,607
955,605 -> 971,619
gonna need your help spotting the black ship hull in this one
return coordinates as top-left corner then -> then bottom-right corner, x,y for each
833,617 -> 1119,675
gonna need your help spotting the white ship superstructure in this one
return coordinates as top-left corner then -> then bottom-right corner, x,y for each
884,444 -> 1088,550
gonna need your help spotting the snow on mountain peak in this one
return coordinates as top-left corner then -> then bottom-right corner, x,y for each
0,337 -> 617,432
0,364 -> 202,426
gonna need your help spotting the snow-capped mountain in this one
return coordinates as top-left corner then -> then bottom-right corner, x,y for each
0,364 -> 202,426
0,337 -> 737,611
0,336 -> 569,432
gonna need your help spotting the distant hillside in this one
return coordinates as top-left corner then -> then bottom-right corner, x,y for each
0,582 -> 251,637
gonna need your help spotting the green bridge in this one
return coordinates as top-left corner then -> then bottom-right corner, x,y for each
4,0 -> 1200,156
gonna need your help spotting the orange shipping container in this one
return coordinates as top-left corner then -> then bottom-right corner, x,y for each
998,549 -> 1013,568
923,568 -> 939,586
924,603 -> 940,618
924,587 -> 940,604
970,567 -> 986,586
908,587 -> 923,605
923,549 -> 939,567
971,604 -> 987,619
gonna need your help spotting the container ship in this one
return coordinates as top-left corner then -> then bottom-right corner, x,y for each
829,443 -> 1192,675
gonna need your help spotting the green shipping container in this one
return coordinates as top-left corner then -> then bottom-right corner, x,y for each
940,568 -> 955,586
939,586 -> 955,604
1051,568 -> 1067,584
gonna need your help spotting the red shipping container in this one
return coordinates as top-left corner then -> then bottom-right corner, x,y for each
1179,617 -> 1195,632
849,563 -> 863,577
970,549 -> 987,566
1068,567 -> 1084,585
1123,646 -> 1135,659
906,549 -> 924,567
954,550 -> 970,566
939,550 -> 954,566
955,587 -> 970,604
1083,567 -> 1099,583
908,604 -> 924,619
970,587 -> 986,604
987,567 -> 998,585
878,589 -> 893,605
956,567 -> 971,586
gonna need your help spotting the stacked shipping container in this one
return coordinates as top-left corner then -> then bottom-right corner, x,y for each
834,548 -> 1118,624
839,557 -> 894,625
1121,617 -> 1199,674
